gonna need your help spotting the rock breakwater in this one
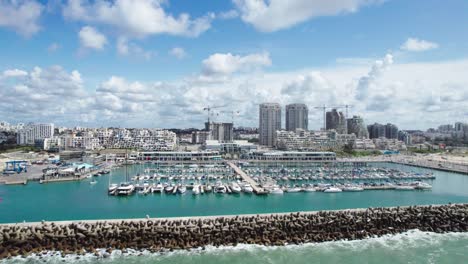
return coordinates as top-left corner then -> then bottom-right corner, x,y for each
1,204 -> 467,259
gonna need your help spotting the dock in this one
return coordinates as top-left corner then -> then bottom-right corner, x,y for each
226,161 -> 268,194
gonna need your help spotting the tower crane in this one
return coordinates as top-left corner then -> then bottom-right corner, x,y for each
220,110 -> 240,124
203,105 -> 226,124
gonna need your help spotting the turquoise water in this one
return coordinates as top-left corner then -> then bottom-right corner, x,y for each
1,162 -> 468,263
1,163 -> 468,223
4,230 -> 468,263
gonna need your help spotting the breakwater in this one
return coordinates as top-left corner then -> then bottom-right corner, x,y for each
1,204 -> 467,259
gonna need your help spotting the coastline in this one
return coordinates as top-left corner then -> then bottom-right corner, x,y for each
1,203 -> 467,259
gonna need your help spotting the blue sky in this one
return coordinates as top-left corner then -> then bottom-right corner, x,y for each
0,0 -> 467,129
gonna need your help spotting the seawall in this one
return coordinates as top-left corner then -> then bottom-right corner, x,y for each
1,204 -> 467,259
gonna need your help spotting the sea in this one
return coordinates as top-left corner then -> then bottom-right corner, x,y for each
1,162 -> 468,263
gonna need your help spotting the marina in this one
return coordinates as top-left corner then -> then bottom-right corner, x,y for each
1,162 -> 468,224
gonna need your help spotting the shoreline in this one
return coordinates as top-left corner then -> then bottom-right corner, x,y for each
1,203 -> 467,259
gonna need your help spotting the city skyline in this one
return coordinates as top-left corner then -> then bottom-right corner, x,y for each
0,0 -> 467,129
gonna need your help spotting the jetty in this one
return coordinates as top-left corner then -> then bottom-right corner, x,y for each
226,161 -> 268,194
0,203 -> 467,259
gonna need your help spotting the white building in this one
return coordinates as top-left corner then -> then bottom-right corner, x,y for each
17,123 -> 55,145
204,140 -> 257,153
275,129 -> 355,151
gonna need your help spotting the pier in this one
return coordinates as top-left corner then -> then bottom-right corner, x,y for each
226,161 -> 268,194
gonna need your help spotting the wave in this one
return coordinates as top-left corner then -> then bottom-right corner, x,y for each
3,230 -> 468,264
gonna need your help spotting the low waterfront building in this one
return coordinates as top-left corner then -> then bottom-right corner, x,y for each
137,151 -> 222,162
372,137 -> 407,151
242,151 -> 336,161
204,140 -> 257,153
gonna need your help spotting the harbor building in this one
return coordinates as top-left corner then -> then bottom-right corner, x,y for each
17,123 -> 55,145
205,122 -> 234,142
137,151 -> 222,162
346,115 -> 369,139
259,103 -> 282,147
285,103 -> 308,131
326,109 -> 347,134
368,123 -> 385,139
385,123 -> 399,139
275,129 -> 355,151
204,140 -> 257,154
243,151 -> 336,161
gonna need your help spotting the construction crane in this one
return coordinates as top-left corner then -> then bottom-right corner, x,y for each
203,105 -> 226,124
314,105 -> 345,131
221,110 -> 240,124
341,104 -> 354,118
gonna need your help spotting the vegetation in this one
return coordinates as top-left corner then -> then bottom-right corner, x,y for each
407,148 -> 444,154
335,146 -> 382,157
0,145 -> 41,154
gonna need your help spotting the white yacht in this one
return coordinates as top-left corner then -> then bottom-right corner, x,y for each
230,182 -> 242,193
164,185 -> 174,193
303,186 -> 316,192
395,185 -> 415,190
205,185 -> 213,192
178,185 -> 187,194
116,182 -> 135,196
342,185 -> 364,192
414,182 -> 432,190
214,183 -> 227,194
269,187 -> 284,194
286,186 -> 302,193
323,187 -> 343,193
242,183 -> 254,193
192,184 -> 201,195
152,183 -> 164,193
108,183 -> 118,194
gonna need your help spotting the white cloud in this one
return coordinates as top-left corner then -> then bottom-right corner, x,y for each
0,0 -> 44,36
355,53 -> 393,100
218,9 -> 239,20
63,0 -> 214,38
3,69 -> 28,78
116,37 -> 154,60
202,52 -> 271,76
169,47 -> 187,59
233,0 -> 379,32
48,42 -> 60,52
79,26 -> 107,50
401,38 -> 439,52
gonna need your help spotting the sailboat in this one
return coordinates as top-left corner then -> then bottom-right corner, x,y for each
116,149 -> 135,196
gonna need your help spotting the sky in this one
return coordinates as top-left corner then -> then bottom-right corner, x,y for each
0,0 -> 467,130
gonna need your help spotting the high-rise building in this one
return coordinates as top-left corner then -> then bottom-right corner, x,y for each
17,123 -> 55,145
259,103 -> 281,147
346,116 -> 369,139
384,123 -> 399,139
285,103 -> 308,131
367,123 -> 385,139
398,130 -> 412,145
205,122 -> 234,142
326,109 -> 347,134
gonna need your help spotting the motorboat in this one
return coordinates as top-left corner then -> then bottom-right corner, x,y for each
152,183 -> 164,193
108,183 -> 118,193
286,186 -> 302,193
214,183 -> 227,194
230,182 -> 242,193
116,182 -> 135,196
342,185 -> 364,192
413,182 -> 432,190
192,184 -> 201,195
303,185 -> 316,192
164,185 -> 174,193
242,184 -> 254,193
269,187 -> 284,194
395,185 -> 415,190
323,187 -> 343,193
205,185 -> 213,192
178,185 -> 187,194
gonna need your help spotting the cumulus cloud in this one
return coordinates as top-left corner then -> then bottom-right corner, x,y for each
0,0 -> 44,36
202,52 -> 271,76
355,53 -> 393,100
116,37 -> 153,60
79,26 -> 107,50
233,0 -> 378,32
401,38 -> 439,52
63,0 -> 214,38
218,9 -> 239,20
169,47 -> 187,59
3,69 -> 28,78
